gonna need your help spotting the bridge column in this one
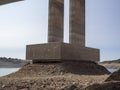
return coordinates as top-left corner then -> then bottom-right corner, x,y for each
69,0 -> 85,46
48,0 -> 64,42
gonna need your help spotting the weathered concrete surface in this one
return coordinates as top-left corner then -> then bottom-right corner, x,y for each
0,0 -> 22,5
48,0 -> 64,42
69,0 -> 85,46
26,42 -> 100,62
26,43 -> 61,62
26,0 -> 100,62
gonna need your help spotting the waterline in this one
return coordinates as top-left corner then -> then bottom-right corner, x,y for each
0,68 -> 20,77
107,68 -> 118,73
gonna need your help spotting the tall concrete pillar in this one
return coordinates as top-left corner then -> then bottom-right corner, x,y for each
69,0 -> 85,46
26,0 -> 100,62
48,0 -> 64,42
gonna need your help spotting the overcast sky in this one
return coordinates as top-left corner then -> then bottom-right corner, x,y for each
0,0 -> 120,61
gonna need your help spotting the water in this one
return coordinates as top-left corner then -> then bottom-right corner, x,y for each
0,68 -> 20,77
107,68 -> 118,73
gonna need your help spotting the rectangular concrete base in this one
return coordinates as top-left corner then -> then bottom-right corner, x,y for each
26,42 -> 100,62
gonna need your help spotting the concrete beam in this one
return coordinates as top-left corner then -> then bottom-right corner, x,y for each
0,0 -> 22,5
48,0 -> 64,42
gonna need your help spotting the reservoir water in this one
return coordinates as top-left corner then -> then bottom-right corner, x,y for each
0,68 -> 20,77
107,68 -> 118,73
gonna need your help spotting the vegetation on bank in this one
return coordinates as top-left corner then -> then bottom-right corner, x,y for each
0,57 -> 27,68
101,59 -> 120,64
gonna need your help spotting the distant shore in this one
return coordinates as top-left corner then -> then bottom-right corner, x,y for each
100,63 -> 120,69
0,57 -> 27,68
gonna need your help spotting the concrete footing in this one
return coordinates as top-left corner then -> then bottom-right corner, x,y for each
26,42 -> 100,62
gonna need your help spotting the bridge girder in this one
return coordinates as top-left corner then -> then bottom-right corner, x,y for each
0,0 -> 23,5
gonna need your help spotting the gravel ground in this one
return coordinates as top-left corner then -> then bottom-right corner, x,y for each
0,61 -> 110,90
0,74 -> 109,90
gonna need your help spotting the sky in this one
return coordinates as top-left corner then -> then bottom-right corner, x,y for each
0,0 -> 120,61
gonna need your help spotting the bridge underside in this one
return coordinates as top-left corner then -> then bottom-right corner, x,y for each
0,0 -> 22,5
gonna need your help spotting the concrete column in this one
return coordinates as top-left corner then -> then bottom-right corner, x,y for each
69,0 -> 85,46
48,0 -> 64,42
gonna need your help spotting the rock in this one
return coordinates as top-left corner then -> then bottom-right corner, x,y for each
84,69 -> 120,90
85,82 -> 120,90
2,84 -> 5,88
61,84 -> 78,90
19,88 -> 28,90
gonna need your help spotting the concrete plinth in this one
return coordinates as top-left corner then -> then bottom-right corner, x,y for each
26,43 -> 100,63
